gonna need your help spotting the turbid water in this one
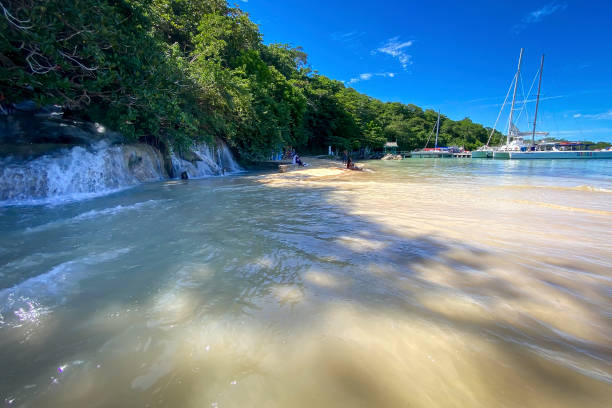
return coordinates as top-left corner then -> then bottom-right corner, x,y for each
1,158 -> 611,407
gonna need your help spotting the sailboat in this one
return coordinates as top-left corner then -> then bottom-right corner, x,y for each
411,111 -> 457,158
492,50 -> 612,159
493,49 -> 546,158
472,49 -> 530,158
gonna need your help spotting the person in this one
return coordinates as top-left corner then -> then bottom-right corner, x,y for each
346,156 -> 352,169
342,149 -> 348,165
295,155 -> 304,166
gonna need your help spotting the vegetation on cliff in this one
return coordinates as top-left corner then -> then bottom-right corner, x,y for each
1,0 -> 503,160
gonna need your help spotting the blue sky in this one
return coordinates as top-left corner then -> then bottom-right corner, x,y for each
238,0 -> 612,142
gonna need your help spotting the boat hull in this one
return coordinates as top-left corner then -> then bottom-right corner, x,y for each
410,151 -> 454,158
495,150 -> 612,159
493,151 -> 510,159
471,150 -> 493,158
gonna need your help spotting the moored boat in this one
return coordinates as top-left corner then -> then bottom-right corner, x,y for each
471,147 -> 494,158
491,50 -> 610,160
500,142 -> 612,159
411,110 -> 472,158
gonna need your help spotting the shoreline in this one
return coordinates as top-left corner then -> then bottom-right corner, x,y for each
255,156 -> 361,186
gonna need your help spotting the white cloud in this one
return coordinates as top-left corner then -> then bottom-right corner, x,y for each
573,110 -> 612,120
514,2 -> 567,32
524,2 -> 567,22
347,72 -> 396,84
331,31 -> 365,42
375,37 -> 413,69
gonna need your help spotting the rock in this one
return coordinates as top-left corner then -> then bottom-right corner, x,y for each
180,149 -> 203,164
0,115 -> 122,160
156,141 -> 176,179
34,105 -> 63,118
381,153 -> 403,160
13,100 -> 37,112
128,153 -> 143,169
279,164 -> 297,173
181,171 -> 189,180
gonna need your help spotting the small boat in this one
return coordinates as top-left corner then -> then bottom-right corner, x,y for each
411,111 -> 458,158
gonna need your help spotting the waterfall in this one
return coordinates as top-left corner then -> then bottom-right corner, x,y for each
0,139 -> 241,205
0,142 -> 166,205
217,142 -> 242,173
170,141 -> 241,179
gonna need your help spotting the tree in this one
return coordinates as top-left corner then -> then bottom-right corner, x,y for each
1,0 -> 502,160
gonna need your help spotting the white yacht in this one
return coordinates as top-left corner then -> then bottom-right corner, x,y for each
492,50 -> 611,159
497,141 -> 612,159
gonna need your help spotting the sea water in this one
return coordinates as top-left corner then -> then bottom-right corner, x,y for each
0,159 -> 610,407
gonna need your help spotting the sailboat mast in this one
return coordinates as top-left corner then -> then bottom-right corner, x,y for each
507,48 -> 524,145
532,54 -> 545,146
435,110 -> 440,149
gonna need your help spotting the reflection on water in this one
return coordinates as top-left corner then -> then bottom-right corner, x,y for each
0,159 -> 611,407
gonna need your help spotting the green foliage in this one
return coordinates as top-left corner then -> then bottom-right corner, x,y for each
591,141 -> 612,150
1,0 -> 501,159
540,139 -> 611,150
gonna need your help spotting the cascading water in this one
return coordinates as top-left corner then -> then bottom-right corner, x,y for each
170,141 -> 241,179
0,136 -> 241,205
0,142 -> 167,204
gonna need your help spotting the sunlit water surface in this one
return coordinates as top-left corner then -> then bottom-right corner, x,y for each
1,159 -> 611,407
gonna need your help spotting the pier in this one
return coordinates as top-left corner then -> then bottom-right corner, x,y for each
406,150 -> 472,158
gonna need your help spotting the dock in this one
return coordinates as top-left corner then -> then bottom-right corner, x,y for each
405,150 -> 472,158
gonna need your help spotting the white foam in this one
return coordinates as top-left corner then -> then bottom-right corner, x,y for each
0,248 -> 132,323
73,200 -> 165,221
0,142 -> 165,206
24,200 -> 166,233
1,140 -> 241,205
170,141 -> 241,179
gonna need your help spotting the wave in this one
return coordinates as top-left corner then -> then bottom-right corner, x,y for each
513,200 -> 612,216
1,187 -> 133,208
24,200 -> 167,233
498,184 -> 612,193
74,200 -> 164,221
0,248 -> 132,326
573,185 -> 612,193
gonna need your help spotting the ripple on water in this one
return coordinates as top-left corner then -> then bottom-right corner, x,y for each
1,159 -> 611,407
0,248 -> 132,329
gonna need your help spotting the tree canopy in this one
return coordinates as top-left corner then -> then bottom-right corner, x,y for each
1,0 -> 503,159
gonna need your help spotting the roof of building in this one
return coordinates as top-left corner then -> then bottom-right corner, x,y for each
385,142 -> 398,147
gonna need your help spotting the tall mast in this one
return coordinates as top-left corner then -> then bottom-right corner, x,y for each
532,54 -> 545,146
507,48 -> 524,145
435,110 -> 440,149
